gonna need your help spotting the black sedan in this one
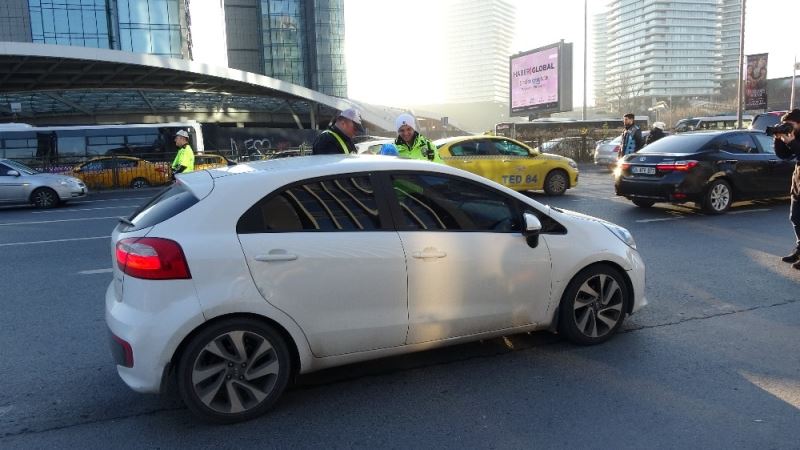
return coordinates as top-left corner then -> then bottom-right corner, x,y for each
614,130 -> 792,214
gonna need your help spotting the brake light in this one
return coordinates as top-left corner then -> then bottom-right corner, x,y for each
621,162 -> 631,170
656,160 -> 699,172
115,237 -> 191,280
613,145 -> 621,153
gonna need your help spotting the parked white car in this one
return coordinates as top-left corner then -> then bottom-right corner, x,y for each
107,155 -> 647,423
0,158 -> 87,208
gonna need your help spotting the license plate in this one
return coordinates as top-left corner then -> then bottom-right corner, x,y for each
632,166 -> 656,175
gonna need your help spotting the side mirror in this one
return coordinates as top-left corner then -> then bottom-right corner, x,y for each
522,212 -> 542,248
7,170 -> 20,177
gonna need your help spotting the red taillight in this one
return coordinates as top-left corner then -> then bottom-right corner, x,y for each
612,145 -> 621,153
656,160 -> 699,172
115,237 -> 191,280
621,162 -> 631,170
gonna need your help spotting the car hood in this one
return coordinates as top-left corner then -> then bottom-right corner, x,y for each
28,173 -> 83,184
535,153 -> 574,163
552,206 -> 619,228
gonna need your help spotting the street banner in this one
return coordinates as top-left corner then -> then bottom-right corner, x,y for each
745,53 -> 768,110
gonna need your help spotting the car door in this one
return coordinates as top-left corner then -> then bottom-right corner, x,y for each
384,171 -> 552,344
0,162 -> 27,201
716,134 -> 763,196
753,133 -> 794,194
236,173 -> 409,357
494,139 -> 543,190
441,140 -> 501,184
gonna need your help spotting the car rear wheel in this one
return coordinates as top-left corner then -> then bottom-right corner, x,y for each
631,198 -> 656,208
130,177 -> 150,189
702,179 -> 732,214
177,318 -> 291,424
31,187 -> 59,209
558,264 -> 629,345
544,170 -> 569,196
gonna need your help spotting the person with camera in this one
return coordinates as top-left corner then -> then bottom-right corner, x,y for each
773,109 -> 800,268
394,113 -> 443,163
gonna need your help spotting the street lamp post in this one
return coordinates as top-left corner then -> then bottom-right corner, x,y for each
736,0 -> 747,129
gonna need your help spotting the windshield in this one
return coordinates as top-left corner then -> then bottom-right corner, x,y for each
637,133 -> 716,153
3,160 -> 39,175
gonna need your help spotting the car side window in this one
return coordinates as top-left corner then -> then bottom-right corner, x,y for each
754,134 -> 775,154
495,140 -> 529,156
449,141 -> 479,156
389,173 -> 519,232
118,160 -> 138,169
724,134 -> 758,154
237,175 -> 381,233
0,163 -> 12,176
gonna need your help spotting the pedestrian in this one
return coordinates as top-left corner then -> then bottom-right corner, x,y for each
620,113 -> 644,155
774,109 -> 800,269
171,130 -> 195,176
394,113 -> 443,163
312,108 -> 363,155
645,121 -> 667,145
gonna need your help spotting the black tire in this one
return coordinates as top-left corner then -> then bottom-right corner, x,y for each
701,179 -> 732,214
631,198 -> 656,208
30,187 -> 60,209
544,170 -> 569,196
130,177 -> 150,189
176,318 -> 292,424
558,264 -> 629,345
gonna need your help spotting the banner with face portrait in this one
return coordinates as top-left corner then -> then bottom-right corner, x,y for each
745,53 -> 768,110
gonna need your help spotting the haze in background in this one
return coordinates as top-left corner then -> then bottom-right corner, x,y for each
345,0 -> 797,109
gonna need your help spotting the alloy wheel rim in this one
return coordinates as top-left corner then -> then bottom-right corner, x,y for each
572,274 -> 624,338
191,330 -> 280,414
133,180 -> 147,189
36,190 -> 55,207
710,184 -> 730,211
549,174 -> 566,193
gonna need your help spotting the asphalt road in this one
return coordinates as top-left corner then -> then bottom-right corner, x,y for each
1,165 -> 799,448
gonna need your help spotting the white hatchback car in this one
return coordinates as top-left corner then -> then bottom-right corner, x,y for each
107,155 -> 647,423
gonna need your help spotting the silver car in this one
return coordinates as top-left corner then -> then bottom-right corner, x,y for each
594,136 -> 622,168
0,159 -> 87,208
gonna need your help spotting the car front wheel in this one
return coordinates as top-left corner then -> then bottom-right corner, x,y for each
177,318 -> 292,424
31,187 -> 59,209
544,170 -> 569,196
558,264 -> 629,345
702,179 -> 732,214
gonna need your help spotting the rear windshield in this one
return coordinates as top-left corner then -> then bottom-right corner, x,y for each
122,182 -> 198,231
638,134 -> 716,153
751,113 -> 782,131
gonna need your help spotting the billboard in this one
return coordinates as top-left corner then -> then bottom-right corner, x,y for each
745,53 -> 768,110
510,41 -> 573,116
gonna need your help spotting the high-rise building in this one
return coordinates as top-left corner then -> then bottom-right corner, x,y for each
593,0 -> 742,110
441,0 -> 515,104
224,0 -> 347,97
0,0 -> 347,97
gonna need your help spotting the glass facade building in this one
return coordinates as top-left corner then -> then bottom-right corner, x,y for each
594,0 -> 742,107
1,0 -> 347,97
28,0 -> 112,49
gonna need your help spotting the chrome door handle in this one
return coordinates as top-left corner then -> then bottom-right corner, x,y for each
412,248 -> 447,259
255,250 -> 298,262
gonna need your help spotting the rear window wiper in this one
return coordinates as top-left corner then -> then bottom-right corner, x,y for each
118,217 -> 135,227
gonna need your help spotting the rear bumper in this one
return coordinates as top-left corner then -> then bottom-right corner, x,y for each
615,175 -> 700,202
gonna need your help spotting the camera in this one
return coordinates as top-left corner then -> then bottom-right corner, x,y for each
765,122 -> 795,136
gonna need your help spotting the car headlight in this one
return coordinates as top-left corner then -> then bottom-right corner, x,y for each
603,223 -> 637,250
567,159 -> 577,169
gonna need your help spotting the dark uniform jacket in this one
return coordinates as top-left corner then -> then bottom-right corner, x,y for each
621,124 -> 644,155
312,125 -> 357,155
775,129 -> 800,198
645,127 -> 666,145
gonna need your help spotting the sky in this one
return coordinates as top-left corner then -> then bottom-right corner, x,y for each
344,0 -> 799,108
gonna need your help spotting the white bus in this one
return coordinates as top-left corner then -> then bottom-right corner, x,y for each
0,121 -> 204,169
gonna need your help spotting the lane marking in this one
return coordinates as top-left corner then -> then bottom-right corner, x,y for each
0,216 -> 119,226
729,208 -> 771,215
636,217 -> 686,223
31,205 -> 140,214
79,268 -> 114,275
0,236 -> 110,247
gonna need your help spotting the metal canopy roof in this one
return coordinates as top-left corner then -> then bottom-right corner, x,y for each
0,43 -> 395,131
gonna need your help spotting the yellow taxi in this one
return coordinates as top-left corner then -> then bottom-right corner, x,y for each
434,136 -> 579,195
194,153 -> 235,171
72,156 -> 170,189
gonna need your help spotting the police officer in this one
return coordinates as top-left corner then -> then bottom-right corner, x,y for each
171,130 -> 194,175
620,113 -> 644,155
774,109 -> 800,269
394,113 -> 443,163
312,108 -> 363,154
